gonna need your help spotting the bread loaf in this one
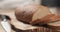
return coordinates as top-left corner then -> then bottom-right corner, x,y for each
15,5 -> 60,29
15,4 -> 51,24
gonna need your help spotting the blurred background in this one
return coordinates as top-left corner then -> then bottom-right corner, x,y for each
0,0 -> 60,32
0,0 -> 60,14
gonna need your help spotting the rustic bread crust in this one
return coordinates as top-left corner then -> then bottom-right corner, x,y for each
15,4 -> 51,24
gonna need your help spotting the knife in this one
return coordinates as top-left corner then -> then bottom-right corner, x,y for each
0,15 -> 11,32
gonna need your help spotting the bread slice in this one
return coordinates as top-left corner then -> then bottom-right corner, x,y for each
47,20 -> 60,30
15,4 -> 51,24
41,15 -> 60,30
31,14 -> 60,25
